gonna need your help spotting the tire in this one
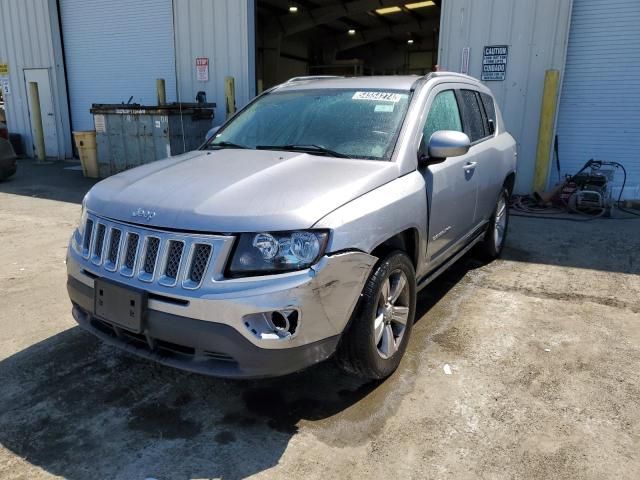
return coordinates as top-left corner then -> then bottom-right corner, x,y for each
477,187 -> 510,260
336,250 -> 417,380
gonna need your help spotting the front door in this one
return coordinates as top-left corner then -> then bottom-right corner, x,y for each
24,68 -> 58,158
419,87 -> 477,264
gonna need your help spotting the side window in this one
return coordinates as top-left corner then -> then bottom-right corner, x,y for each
422,90 -> 463,142
458,89 -> 486,143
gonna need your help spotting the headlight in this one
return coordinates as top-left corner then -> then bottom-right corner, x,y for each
71,200 -> 88,254
77,198 -> 88,237
228,231 -> 329,275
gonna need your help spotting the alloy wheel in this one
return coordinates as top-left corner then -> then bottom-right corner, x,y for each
373,269 -> 410,359
494,195 -> 508,251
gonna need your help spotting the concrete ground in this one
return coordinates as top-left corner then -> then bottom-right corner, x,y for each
1,159 -> 639,480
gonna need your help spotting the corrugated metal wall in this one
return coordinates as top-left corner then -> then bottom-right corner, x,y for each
59,0 -> 177,131
0,0 -> 72,158
439,0 -> 573,194
557,0 -> 640,198
173,0 -> 255,125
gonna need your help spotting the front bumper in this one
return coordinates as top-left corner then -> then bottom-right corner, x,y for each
67,247 -> 377,378
69,278 -> 341,378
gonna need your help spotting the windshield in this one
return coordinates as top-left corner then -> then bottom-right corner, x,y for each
205,88 -> 411,160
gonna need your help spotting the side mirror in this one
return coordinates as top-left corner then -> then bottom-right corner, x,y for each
419,130 -> 471,165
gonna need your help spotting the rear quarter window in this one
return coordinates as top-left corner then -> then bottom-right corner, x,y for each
480,92 -> 497,129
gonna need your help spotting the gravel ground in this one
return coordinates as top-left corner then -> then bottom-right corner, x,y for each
1,160 -> 639,480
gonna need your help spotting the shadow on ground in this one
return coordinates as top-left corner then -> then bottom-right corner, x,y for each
0,255 -> 477,480
499,215 -> 640,274
0,159 -> 97,204
0,327 -> 371,479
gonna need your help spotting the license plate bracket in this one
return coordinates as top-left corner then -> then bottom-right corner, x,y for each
94,278 -> 147,333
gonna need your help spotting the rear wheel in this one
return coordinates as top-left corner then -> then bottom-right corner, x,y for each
336,251 -> 416,380
477,187 -> 509,259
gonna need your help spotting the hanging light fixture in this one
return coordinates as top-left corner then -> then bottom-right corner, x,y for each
375,6 -> 402,15
405,1 -> 436,10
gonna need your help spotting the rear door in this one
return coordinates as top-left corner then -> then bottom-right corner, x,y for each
456,88 -> 501,224
420,85 -> 478,263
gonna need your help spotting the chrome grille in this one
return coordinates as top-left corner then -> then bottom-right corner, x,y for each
93,224 -> 106,259
189,244 -> 212,284
165,241 -> 184,279
124,233 -> 140,270
142,237 -> 160,275
83,219 -> 94,253
78,214 -> 221,290
108,229 -> 122,264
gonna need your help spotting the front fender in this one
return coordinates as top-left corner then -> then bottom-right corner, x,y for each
314,171 -> 427,261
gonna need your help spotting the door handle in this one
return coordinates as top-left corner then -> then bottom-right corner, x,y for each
463,162 -> 478,171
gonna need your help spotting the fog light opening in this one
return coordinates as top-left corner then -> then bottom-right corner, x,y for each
286,310 -> 298,334
271,311 -> 290,332
243,310 -> 300,340
271,310 -> 299,337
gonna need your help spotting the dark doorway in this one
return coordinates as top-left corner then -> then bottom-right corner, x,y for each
256,0 -> 442,90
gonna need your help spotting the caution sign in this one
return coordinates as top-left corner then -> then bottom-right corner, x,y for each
0,64 -> 8,76
482,46 -> 508,81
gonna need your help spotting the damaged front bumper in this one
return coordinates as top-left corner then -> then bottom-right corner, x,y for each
67,248 -> 376,378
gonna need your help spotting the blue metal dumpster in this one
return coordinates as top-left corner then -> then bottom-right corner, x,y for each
90,103 -> 215,178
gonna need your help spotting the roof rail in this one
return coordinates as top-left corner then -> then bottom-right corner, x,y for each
285,75 -> 344,83
425,71 -> 478,81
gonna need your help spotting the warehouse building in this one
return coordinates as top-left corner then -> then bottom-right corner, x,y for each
0,0 -> 638,196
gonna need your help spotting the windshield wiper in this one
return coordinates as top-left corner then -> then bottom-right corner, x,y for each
256,144 -> 352,159
206,141 -> 250,150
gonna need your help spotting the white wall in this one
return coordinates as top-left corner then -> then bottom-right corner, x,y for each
173,0 -> 255,126
0,0 -> 72,158
439,0 -> 573,193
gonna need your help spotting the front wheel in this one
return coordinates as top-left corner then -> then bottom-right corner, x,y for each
336,251 -> 416,380
477,187 -> 510,260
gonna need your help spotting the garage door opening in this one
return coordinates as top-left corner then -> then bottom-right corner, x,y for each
256,1 -> 442,90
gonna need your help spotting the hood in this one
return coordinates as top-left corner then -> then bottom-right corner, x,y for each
85,149 -> 399,232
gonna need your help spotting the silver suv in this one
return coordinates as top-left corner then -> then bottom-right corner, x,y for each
67,73 -> 516,380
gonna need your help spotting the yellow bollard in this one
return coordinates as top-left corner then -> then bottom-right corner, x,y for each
533,70 -> 561,193
156,78 -> 166,106
225,76 -> 236,117
28,82 -> 46,162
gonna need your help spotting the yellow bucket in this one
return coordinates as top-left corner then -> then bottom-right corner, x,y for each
73,131 -> 99,178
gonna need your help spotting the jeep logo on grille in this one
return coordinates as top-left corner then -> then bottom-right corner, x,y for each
132,208 -> 156,222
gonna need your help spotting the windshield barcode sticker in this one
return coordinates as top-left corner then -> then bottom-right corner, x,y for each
353,92 -> 402,103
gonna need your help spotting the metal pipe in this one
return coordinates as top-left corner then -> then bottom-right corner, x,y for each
156,78 -> 166,106
28,81 -> 46,162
